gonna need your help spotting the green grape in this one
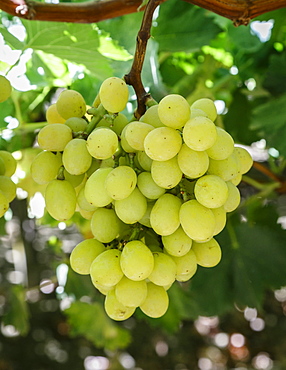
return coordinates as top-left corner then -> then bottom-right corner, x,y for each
190,108 -> 208,119
45,179 -> 77,221
115,276 -> 147,307
208,153 -> 240,181
105,165 -> 137,200
150,193 -> 181,236
77,187 -> 97,212
0,176 -> 16,203
104,289 -> 135,321
70,239 -> 105,275
120,127 -> 136,153
90,249 -> 123,287
86,159 -> 101,178
231,173 -> 242,186
180,199 -> 216,242
139,282 -> 169,318
144,127 -> 182,161
206,127 -> 234,160
30,151 -> 62,185
56,89 -> 86,119
162,226 -> 193,257
99,77 -> 129,113
114,187 -> 147,224
46,104 -> 66,124
124,121 -> 154,151
111,113 -> 129,135
63,170 -> 85,188
138,201 -> 155,228
139,105 -> 165,128
171,249 -> 197,281
100,157 -> 115,168
224,181 -> 241,212
93,282 -> 114,295
120,240 -> 154,281
177,144 -> 209,179
234,146 -> 253,174
77,208 -> 94,220
157,94 -> 190,129
194,174 -> 229,209
0,151 -> 17,177
62,138 -> 92,175
137,171 -> 165,200
192,238 -> 222,267
183,116 -> 217,151
0,157 -> 5,176
0,75 -> 12,103
84,167 -> 113,207
86,127 -> 118,160
37,124 -> 73,152
151,156 -> 183,189
64,117 -> 88,132
136,151 -> 153,171
148,252 -> 177,286
0,190 -> 9,217
90,208 -> 122,243
190,98 -> 217,121
212,206 -> 227,235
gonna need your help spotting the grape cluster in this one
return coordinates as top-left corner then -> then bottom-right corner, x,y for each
31,76 -> 253,321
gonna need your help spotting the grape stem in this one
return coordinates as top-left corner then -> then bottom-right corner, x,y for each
124,0 -> 163,119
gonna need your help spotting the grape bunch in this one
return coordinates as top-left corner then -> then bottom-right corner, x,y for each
31,76 -> 253,321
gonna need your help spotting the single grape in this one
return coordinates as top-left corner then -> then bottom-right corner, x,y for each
90,208 -> 122,243
70,239 -> 105,275
170,249 -> 197,281
114,187 -> 147,224
0,157 -> 5,176
63,170 -> 85,188
177,144 -> 209,179
104,289 -> 135,321
151,156 -> 183,189
111,113 -> 129,135
136,151 -> 153,171
64,117 -> 88,132
183,116 -> 217,151
139,282 -> 169,318
206,127 -> 234,160
212,206 -> 227,235
194,174 -> 229,209
124,121 -> 154,151
148,252 -> 177,286
90,249 -> 123,287
192,238 -> 222,267
31,151 -> 62,185
0,190 -> 9,217
62,138 -> 92,176
37,123 -> 73,152
115,276 -> 148,307
139,105 -> 165,128
46,104 -> 66,124
138,201 -> 155,228
162,226 -> 193,257
105,165 -> 137,200
84,167 -> 113,207
0,176 -> 17,203
208,153 -> 240,181
234,146 -> 253,174
120,240 -> 154,281
231,173 -> 242,186
190,98 -> 217,121
0,151 -> 17,177
158,94 -> 190,129
56,89 -> 86,119
99,77 -> 129,113
137,171 -> 165,200
86,127 -> 118,160
224,181 -> 241,212
190,108 -> 208,119
0,75 -> 12,103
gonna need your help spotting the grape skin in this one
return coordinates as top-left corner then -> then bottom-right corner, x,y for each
30,151 -> 62,185
90,249 -> 123,287
0,190 -> 9,217
151,156 -> 183,189
139,282 -> 169,318
105,165 -> 137,200
158,94 -> 190,129
37,124 -> 73,152
0,76 -> 12,103
0,151 -> 17,177
162,226 -> 193,257
99,77 -> 129,113
183,116 -> 217,151
114,187 -> 147,224
137,171 -> 165,200
84,167 -> 113,207
105,289 -> 135,321
70,239 -> 105,275
115,276 -> 147,307
63,138 -> 92,176
191,98 -> 217,121
148,252 -> 177,286
56,89 -> 86,119
90,208 -> 122,243
192,238 -> 222,267
194,174 -> 229,209
177,144 -> 209,179
86,127 -> 118,160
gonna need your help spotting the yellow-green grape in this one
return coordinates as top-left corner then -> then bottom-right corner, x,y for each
77,208 -> 94,220
206,127 -> 234,160
65,117 -> 88,132
0,151 -> 17,177
148,252 -> 177,286
115,276 -> 148,307
158,94 -> 190,129
124,121 -> 154,151
114,187 -> 147,224
76,187 -> 97,212
30,151 -> 62,185
194,174 -> 229,209
99,77 -> 129,113
208,153 -> 240,181
191,98 -> 217,122
162,226 -> 193,257
45,179 -> 77,221
224,181 -> 241,212
86,127 -> 118,160
37,124 -> 73,152
151,156 -> 183,189
183,116 -> 217,151
0,157 -> 5,175
192,238 -> 222,267
111,113 -> 129,135
56,89 -> 86,119
0,76 -> 12,103
100,157 -> 115,168
231,173 -> 242,186
0,176 -> 16,203
144,127 -> 182,161
46,104 -> 66,124
90,208 -> 122,243
234,146 -> 253,174
93,282 -> 114,296
86,159 -> 101,178
177,144 -> 209,179
70,239 -> 105,275
104,289 -> 135,321
84,167 -> 113,207
136,151 -> 153,171
190,108 -> 208,119
137,171 -> 165,200
120,128 -> 136,153
63,170 -> 85,188
150,193 -> 181,236
105,165 -> 137,200
139,282 -> 169,318
180,199 -> 216,242
120,240 -> 154,281
171,249 -> 197,281
138,201 -> 155,228
90,249 -> 123,287
212,206 -> 227,235
0,190 -> 9,217
139,105 -> 165,128
62,138 -> 92,176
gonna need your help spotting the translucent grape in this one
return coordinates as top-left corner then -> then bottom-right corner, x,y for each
192,238 -> 222,267
84,167 -> 113,207
177,144 -> 209,179
148,252 -> 177,286
139,282 -> 169,318
124,121 -> 154,151
115,276 -> 147,307
70,239 -> 105,275
120,240 -> 154,281
90,249 -> 123,287
0,151 -> 17,177
208,153 -> 240,181
0,176 -> 17,203
212,206 -> 227,235
56,89 -> 86,119
206,127 -> 234,160
137,151 -> 153,171
64,170 -> 85,188
158,94 -> 190,129
37,124 -> 73,152
137,171 -> 165,200
138,201 -> 155,228
171,249 -> 197,281
0,158 -> 5,176
90,208 -> 122,243
114,187 -> 147,224
111,113 -> 129,135
183,116 -> 217,151
76,187 -> 97,212
99,77 -> 129,113
191,98 -> 217,121
105,165 -> 137,200
86,127 -> 118,160
194,174 -> 229,208
104,289 -> 135,321
234,146 -> 253,174
151,156 -> 182,189
224,181 -> 241,212
65,117 -> 88,132
139,105 -> 165,128
46,104 -> 66,124
62,138 -> 92,176
0,190 -> 9,217
162,226 -> 193,257
0,75 -> 12,103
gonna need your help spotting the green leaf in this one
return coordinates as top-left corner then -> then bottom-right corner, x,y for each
263,52 -> 286,95
0,26 -> 24,50
226,24 -> 262,53
153,1 -> 221,52
64,301 -> 131,350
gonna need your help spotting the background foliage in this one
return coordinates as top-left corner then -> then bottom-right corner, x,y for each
1,0 -> 286,369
